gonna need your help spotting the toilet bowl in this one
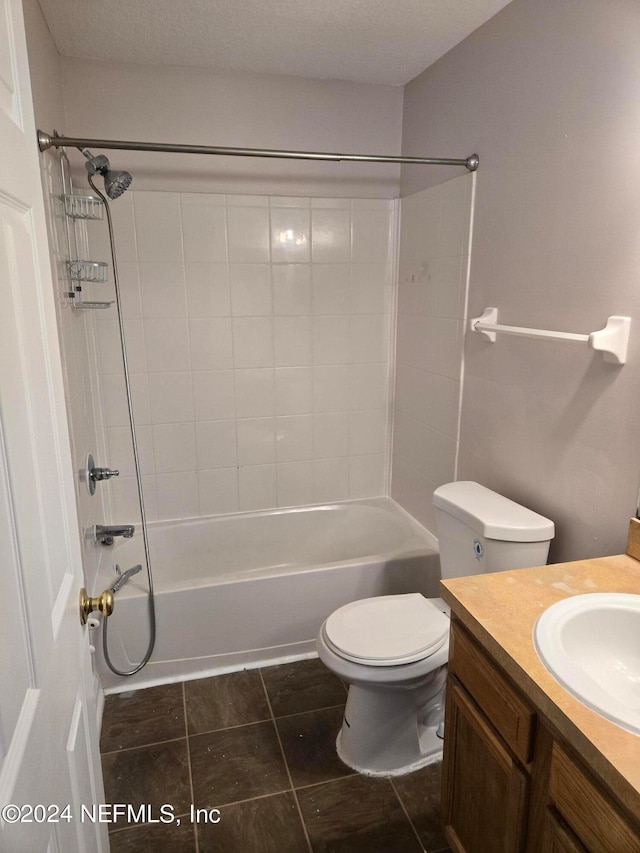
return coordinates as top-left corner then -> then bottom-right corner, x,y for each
317,593 -> 451,776
317,482 -> 555,777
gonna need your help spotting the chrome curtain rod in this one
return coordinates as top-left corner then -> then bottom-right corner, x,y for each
37,130 -> 479,171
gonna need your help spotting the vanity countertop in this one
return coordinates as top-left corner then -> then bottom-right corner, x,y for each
440,552 -> 640,817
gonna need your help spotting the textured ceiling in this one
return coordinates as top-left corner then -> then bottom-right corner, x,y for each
37,0 -> 513,86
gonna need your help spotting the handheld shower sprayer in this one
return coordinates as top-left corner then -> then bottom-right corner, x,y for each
81,148 -> 132,199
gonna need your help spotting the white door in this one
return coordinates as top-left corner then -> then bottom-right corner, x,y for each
0,1 -> 107,851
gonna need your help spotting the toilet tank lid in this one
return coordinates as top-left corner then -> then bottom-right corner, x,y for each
432,482 -> 555,542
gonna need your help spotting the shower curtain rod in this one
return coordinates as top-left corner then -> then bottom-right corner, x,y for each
37,130 -> 479,171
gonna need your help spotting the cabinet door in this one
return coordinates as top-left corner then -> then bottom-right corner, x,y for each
543,808 -> 588,852
442,680 -> 529,853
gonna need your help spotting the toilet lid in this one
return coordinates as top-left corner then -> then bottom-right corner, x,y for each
324,594 -> 449,666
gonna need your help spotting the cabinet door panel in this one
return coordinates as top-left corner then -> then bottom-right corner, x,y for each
543,807 -> 588,853
549,743 -> 640,853
442,679 -> 529,853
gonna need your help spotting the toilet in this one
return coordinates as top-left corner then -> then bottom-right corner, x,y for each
316,481 -> 555,776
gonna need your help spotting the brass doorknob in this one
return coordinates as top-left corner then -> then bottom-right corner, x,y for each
79,587 -> 114,626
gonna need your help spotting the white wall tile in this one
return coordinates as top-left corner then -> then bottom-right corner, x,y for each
272,264 -> 311,315
181,203 -> 227,262
277,461 -> 314,507
238,464 -> 277,511
313,412 -> 349,459
351,199 -> 393,210
152,422 -> 197,473
148,372 -> 194,423
195,420 -> 237,469
349,454 -> 385,498
270,196 -> 311,208
350,315 -> 389,363
311,209 -> 351,262
95,319 -> 124,374
275,415 -> 313,462
198,468 -> 239,515
110,476 -> 142,523
189,318 -> 233,370
434,255 -> 465,319
227,206 -> 270,262
351,209 -> 392,263
313,365 -> 349,412
139,263 -> 188,319
270,207 -> 311,263
235,368 -> 275,418
349,363 -> 388,411
311,198 -> 350,209
314,458 -> 349,502
312,316 -> 350,364
123,319 -> 148,374
100,373 -> 129,427
185,263 -> 231,317
274,317 -> 312,367
156,471 -> 199,520
227,195 -> 269,207
109,203 -> 138,263
312,264 -> 350,314
116,263 -> 143,319
192,370 -> 235,420
134,202 -> 183,263
230,264 -> 272,316
93,189 -> 396,522
350,264 -> 392,314
233,317 -> 274,368
349,409 -> 387,455
237,418 -> 276,465
105,424 -> 154,477
144,318 -> 190,372
180,192 -> 226,206
274,367 -> 313,415
130,374 -> 152,425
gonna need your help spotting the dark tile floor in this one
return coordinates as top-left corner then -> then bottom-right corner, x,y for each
100,658 -> 450,852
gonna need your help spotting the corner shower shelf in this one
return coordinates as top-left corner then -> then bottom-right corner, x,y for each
470,308 -> 631,365
62,194 -> 104,220
67,260 -> 108,283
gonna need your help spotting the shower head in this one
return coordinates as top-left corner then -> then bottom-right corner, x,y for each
81,149 -> 132,199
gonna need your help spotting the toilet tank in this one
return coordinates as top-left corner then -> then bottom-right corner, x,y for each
432,482 -> 555,579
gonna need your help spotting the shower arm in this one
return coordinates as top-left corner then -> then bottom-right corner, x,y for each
37,130 -> 479,172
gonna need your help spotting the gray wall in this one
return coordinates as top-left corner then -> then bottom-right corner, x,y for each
61,58 -> 403,198
401,0 -> 640,562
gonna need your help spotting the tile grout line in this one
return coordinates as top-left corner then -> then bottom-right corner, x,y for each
182,681 -> 200,853
389,778 -> 427,853
258,669 -> 314,853
101,733 -> 188,757
184,702 -> 348,741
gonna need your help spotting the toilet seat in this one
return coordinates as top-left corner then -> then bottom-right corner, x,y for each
323,593 -> 449,666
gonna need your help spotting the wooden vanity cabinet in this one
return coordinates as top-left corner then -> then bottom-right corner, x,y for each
441,619 -> 640,853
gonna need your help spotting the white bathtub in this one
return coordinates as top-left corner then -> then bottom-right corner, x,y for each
95,497 -> 439,692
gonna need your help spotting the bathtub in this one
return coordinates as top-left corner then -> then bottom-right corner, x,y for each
95,497 -> 440,692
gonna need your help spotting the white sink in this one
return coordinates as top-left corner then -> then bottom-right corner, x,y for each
533,593 -> 640,735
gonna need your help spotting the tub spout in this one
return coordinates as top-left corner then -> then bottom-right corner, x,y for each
94,523 -> 135,545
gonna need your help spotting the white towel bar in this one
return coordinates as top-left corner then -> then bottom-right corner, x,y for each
470,308 -> 631,365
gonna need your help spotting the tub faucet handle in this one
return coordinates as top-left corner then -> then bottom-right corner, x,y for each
90,466 -> 119,482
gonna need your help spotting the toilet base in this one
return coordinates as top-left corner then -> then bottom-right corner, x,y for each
333,664 -> 447,776
336,725 -> 443,777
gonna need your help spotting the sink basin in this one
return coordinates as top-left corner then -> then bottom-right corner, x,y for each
533,593 -> 640,735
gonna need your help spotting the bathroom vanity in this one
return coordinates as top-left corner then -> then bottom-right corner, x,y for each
439,548 -> 640,853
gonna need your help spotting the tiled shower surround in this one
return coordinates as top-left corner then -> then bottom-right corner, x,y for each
391,174 -> 473,531
87,192 -> 395,523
